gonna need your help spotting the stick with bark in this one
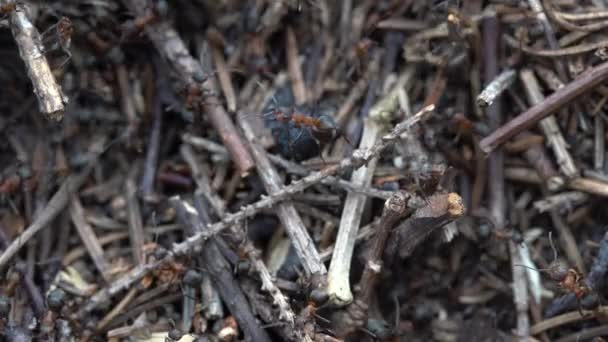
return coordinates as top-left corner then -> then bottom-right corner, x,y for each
5,1 -> 67,120
121,0 -> 254,176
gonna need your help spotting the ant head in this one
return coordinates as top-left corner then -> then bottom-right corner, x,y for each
312,114 -> 339,143
547,260 -> 569,282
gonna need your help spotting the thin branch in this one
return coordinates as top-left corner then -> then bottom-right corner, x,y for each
479,61 -> 608,153
121,0 -> 254,176
239,117 -> 326,276
0,162 -> 97,268
6,1 -> 67,120
520,69 -> 578,178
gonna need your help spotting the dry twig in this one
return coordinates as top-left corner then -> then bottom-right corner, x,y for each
5,1 -> 67,120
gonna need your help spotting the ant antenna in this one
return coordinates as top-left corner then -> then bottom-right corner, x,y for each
340,130 -> 355,148
514,232 -> 560,274
515,264 -> 546,273
271,94 -> 279,109
548,231 -> 558,262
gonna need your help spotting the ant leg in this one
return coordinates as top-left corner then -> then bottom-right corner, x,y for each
40,22 -> 57,39
58,52 -> 72,69
576,296 -> 587,317
414,177 -> 430,205
285,126 -> 297,157
306,128 -> 326,164
291,127 -> 305,146
342,132 -> 355,148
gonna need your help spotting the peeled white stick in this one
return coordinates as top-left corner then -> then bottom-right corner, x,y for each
327,117 -> 381,306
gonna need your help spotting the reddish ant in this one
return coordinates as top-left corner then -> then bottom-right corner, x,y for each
120,8 -> 160,41
40,16 -> 73,68
262,97 -> 351,162
182,82 -> 207,112
269,107 -> 341,145
0,1 -> 17,18
0,174 -> 21,195
518,233 -> 592,316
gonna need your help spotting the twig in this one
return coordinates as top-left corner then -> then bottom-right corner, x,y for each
595,114 -> 605,170
269,153 -> 393,199
569,177 -> 608,197
260,1 -> 289,36
192,194 -> 298,331
209,37 -> 237,112
520,69 -> 578,178
80,105 -> 433,313
482,14 -> 506,228
387,192 -> 464,260
517,132 -> 564,191
69,196 -> 111,282
180,144 -> 225,215
555,324 -> 608,342
332,190 -> 417,337
485,14 -> 528,340
239,117 -> 325,276
528,0 -> 568,80
201,272 -> 223,320
542,0 -> 608,33
505,167 -> 608,197
15,262 -> 45,316
339,0 -> 352,50
327,77 -> 396,306
182,135 -> 392,199
139,70 -> 163,202
479,61 -> 608,153
510,241 -> 531,341
334,67 -> 373,127
182,133 -> 231,157
550,210 -> 585,274
0,163 -> 98,268
222,224 -> 299,328
503,34 -> 608,57
121,0 -> 254,176
62,224 -> 181,266
376,18 -> 427,31
533,192 -> 588,213
116,64 -> 139,137
286,26 -> 307,105
170,197 -> 272,342
531,306 -> 608,334
557,10 -> 608,21
5,1 -> 67,120
476,69 -> 516,108
125,173 -> 145,266
97,287 -> 139,332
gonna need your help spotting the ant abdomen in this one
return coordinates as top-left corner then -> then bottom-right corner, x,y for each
311,114 -> 340,144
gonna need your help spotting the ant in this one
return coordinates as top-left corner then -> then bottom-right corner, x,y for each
270,107 -> 341,146
262,97 -> 352,162
0,1 -> 17,18
40,16 -> 73,68
120,6 -> 161,41
0,174 -> 20,195
518,233 -> 593,316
